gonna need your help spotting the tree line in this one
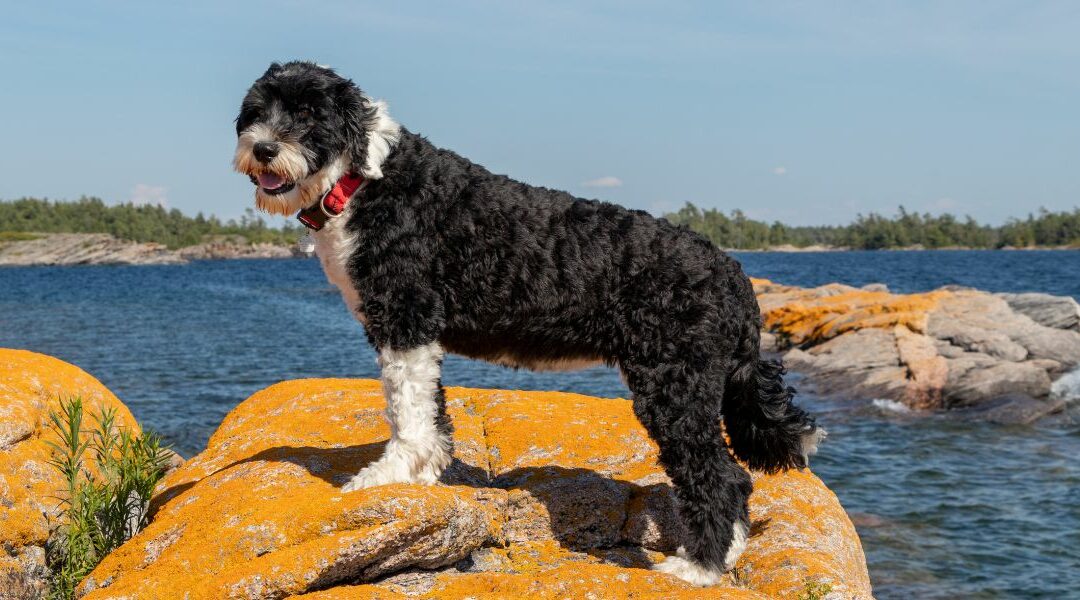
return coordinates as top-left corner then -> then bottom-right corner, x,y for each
2,196 -> 1078,251
0,197 -> 302,249
664,203 -> 1080,250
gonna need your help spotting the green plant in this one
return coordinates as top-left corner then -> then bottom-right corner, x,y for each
798,578 -> 833,600
45,397 -> 171,600
0,230 -> 43,242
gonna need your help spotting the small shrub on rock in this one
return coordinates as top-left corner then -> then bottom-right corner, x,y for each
44,397 -> 171,600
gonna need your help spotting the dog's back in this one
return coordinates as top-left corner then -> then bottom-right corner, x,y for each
354,129 -> 755,364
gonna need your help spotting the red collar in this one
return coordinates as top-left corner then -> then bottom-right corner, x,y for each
296,172 -> 365,231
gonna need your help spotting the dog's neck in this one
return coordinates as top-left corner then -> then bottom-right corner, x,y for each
359,99 -> 401,180
297,101 -> 400,230
297,172 -> 365,231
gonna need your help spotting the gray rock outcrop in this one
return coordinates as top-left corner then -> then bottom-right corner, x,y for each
0,233 -> 302,266
755,279 -> 1080,422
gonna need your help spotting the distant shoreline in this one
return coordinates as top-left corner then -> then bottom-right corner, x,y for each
732,244 -> 1080,253
0,233 -> 305,267
4,198 -> 1078,260
1,232 -> 1076,267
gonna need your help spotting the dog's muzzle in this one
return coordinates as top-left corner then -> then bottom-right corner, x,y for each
252,172 -> 295,196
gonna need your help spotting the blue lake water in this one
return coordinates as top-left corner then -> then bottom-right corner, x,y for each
1,250 -> 1077,598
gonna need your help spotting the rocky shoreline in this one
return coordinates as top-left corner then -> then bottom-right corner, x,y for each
754,279 -> 1080,423
1,349 -> 872,599
735,245 -> 1079,252
0,233 -> 303,266
2,232 -> 1075,267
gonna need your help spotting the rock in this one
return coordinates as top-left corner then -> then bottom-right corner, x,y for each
998,292 -> 1080,331
933,339 -> 967,359
783,329 -> 909,401
738,469 -> 871,598
1010,327 -> 1080,367
80,379 -> 872,599
176,238 -> 302,260
950,393 -> 1067,425
621,483 -> 686,552
501,469 -> 631,550
0,233 -> 303,266
0,349 -> 142,598
755,281 -> 1080,412
927,298 -> 1030,362
753,279 -> 948,348
928,293 -> 1080,364
895,326 -> 948,409
299,563 -> 767,599
0,233 -> 182,266
943,360 -> 1051,407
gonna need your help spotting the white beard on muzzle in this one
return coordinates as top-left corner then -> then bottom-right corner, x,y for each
251,156 -> 349,216
233,123 -> 340,216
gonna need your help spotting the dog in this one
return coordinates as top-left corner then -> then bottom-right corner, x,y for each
233,61 -> 823,586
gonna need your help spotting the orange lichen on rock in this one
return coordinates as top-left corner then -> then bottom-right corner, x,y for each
0,349 -> 141,597
388,562 -> 769,599
756,283 -> 952,346
80,380 -> 505,599
741,469 -> 873,598
765,281 -> 1080,413
76,376 -> 871,599
470,389 -> 661,483
291,587 -> 408,600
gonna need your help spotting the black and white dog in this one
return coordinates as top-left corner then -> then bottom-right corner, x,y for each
233,61 -> 823,586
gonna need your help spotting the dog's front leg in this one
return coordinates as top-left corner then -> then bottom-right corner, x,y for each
342,343 -> 453,491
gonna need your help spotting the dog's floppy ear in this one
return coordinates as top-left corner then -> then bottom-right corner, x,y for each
338,80 -> 376,174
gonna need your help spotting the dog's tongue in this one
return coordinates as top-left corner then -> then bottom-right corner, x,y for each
257,173 -> 285,189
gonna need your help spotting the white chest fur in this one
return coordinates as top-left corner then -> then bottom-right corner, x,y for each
313,208 -> 365,324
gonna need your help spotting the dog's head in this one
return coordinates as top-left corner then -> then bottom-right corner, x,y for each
233,61 -> 399,215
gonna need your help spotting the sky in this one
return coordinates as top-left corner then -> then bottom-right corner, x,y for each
1,1 -> 1078,226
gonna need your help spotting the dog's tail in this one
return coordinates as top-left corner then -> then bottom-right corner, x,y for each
722,316 -> 824,473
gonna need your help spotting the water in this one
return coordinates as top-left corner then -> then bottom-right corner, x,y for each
1,250 -> 1077,598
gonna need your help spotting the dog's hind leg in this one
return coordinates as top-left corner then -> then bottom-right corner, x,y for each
342,343 -> 454,491
623,360 -> 752,586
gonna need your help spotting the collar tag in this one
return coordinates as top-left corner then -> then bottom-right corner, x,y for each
297,231 -> 316,255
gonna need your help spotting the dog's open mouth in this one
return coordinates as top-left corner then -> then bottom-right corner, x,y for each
251,173 -> 296,196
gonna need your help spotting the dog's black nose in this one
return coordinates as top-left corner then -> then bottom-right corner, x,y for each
253,141 -> 280,163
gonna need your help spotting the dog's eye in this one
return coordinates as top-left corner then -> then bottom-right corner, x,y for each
298,108 -> 313,120
240,107 -> 261,124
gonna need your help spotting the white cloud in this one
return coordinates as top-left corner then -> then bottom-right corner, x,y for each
772,166 -> 787,176
582,176 -> 623,188
932,197 -> 957,211
130,183 -> 168,207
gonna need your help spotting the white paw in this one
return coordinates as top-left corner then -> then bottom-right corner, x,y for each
340,440 -> 452,492
653,548 -> 724,587
340,458 -> 414,492
415,441 -> 452,484
340,469 -> 383,492
724,519 -> 749,570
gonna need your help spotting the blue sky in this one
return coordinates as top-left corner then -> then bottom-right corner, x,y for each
1,1 -> 1078,226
